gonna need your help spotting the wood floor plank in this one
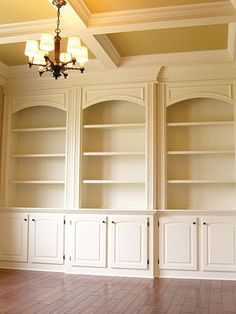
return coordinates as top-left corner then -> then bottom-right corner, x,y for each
0,270 -> 236,314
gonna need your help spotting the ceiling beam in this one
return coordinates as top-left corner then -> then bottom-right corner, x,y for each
88,1 -> 236,34
231,0 -> 236,10
49,0 -> 121,69
0,19 -> 58,44
227,23 -> 236,60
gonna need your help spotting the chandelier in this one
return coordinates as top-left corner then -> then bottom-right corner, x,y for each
24,0 -> 88,79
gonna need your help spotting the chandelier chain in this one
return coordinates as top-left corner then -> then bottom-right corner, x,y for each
55,6 -> 61,35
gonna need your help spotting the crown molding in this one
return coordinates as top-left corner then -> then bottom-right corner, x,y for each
4,60 -> 159,91
0,61 -> 8,86
122,49 -> 231,68
158,62 -> 236,82
88,1 -> 236,34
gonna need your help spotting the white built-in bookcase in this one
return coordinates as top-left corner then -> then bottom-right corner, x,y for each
80,100 -> 147,209
165,97 -> 236,210
5,104 -> 67,209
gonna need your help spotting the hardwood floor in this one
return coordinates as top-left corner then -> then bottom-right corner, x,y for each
0,270 -> 236,313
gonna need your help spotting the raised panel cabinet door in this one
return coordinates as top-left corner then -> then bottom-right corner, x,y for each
159,216 -> 197,270
70,215 -> 107,267
202,217 -> 236,271
29,214 -> 64,265
0,213 -> 28,262
110,215 -> 148,269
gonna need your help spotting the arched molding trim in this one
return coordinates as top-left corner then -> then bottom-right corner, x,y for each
167,94 -> 234,107
82,96 -> 145,110
11,101 -> 67,114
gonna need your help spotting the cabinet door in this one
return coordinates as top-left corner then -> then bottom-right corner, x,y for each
70,215 -> 107,268
159,216 -> 197,270
202,217 -> 236,271
29,214 -> 64,265
0,213 -> 28,262
110,216 -> 148,269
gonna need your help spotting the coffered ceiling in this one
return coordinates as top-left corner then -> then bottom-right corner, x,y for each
0,0 -> 236,69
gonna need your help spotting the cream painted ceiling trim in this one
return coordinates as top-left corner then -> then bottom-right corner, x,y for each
227,23 -> 236,59
60,0 -> 120,68
88,1 -> 236,34
122,49 -> 231,67
0,61 -> 8,86
231,0 -> 236,9
0,19 -> 64,44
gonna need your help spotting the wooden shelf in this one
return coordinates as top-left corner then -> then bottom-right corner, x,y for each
11,127 -> 66,132
167,150 -> 235,155
83,152 -> 145,156
168,180 -> 235,184
83,123 -> 145,129
167,121 -> 234,127
82,180 -> 145,184
10,154 -> 66,158
9,180 -> 65,184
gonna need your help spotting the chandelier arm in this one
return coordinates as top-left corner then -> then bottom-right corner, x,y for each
28,62 -> 48,67
44,56 -> 54,66
67,66 -> 85,70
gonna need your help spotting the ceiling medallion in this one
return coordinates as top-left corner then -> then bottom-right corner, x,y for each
24,0 -> 88,79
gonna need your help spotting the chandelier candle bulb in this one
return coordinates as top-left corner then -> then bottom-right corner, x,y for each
33,51 -> 46,65
24,40 -> 39,57
24,0 -> 88,79
60,52 -> 71,63
67,36 -> 81,58
77,46 -> 88,65
40,34 -> 54,52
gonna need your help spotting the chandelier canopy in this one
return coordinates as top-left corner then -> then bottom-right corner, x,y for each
24,0 -> 88,79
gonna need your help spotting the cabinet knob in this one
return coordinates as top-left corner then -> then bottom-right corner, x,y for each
193,222 -> 196,225
32,219 -> 35,222
102,221 -> 106,224
203,222 -> 206,225
111,221 -> 115,224
24,218 -> 27,222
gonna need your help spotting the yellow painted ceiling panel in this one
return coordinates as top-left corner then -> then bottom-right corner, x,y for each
107,24 -> 228,56
0,0 -> 55,24
0,40 -> 94,66
84,0 -> 225,13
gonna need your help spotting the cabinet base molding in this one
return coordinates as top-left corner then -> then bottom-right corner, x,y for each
159,270 -> 236,280
65,265 -> 154,278
0,263 -> 154,278
0,262 -> 65,272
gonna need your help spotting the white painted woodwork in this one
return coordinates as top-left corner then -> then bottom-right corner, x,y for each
110,216 -> 148,270
29,214 -> 64,265
0,213 -> 28,262
159,217 -> 197,270
165,97 -> 236,210
4,102 -> 68,209
81,98 -> 147,210
202,217 -> 236,272
69,215 -> 107,268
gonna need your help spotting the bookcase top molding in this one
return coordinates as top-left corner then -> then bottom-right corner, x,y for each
11,94 -> 68,113
82,84 -> 147,109
166,82 -> 234,106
